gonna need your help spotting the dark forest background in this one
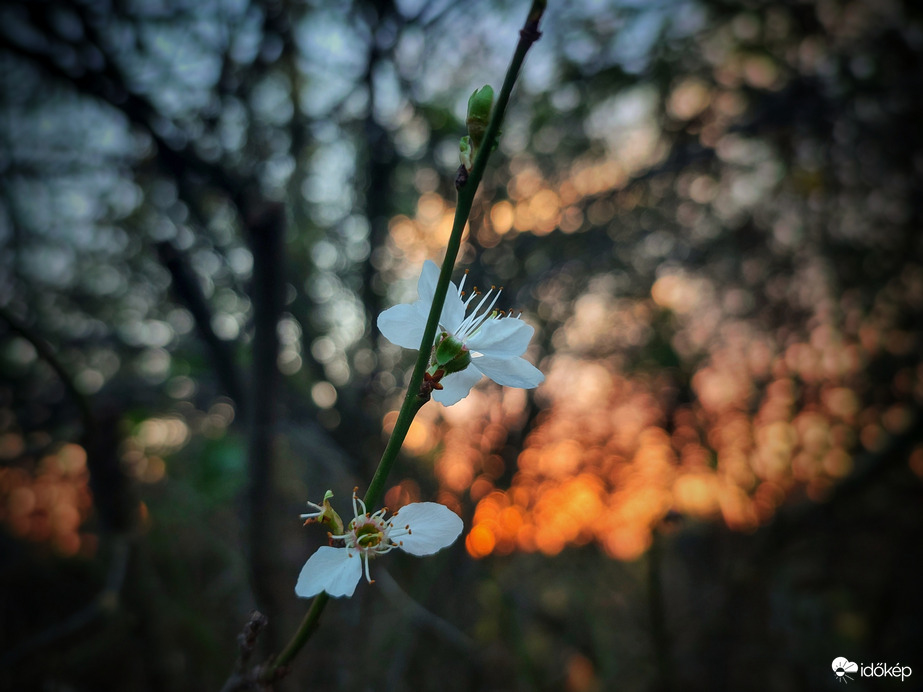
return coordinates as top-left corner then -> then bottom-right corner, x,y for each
1,0 -> 922,690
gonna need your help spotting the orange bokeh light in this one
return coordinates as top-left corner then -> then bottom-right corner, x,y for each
466,524 -> 496,558
0,441 -> 94,555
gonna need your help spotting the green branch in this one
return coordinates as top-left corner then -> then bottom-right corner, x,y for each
259,1 -> 546,681
365,0 -> 545,512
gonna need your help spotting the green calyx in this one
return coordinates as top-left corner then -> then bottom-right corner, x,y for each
434,333 -> 472,374
313,490 -> 345,535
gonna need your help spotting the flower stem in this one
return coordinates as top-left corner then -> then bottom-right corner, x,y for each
260,2 -> 545,680
364,394 -> 427,509
268,592 -> 328,673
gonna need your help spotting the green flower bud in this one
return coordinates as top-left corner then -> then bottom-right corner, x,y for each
466,85 -> 494,149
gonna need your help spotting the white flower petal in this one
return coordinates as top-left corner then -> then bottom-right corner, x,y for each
422,260 -> 467,333
473,355 -> 544,389
381,261 -> 470,348
417,260 -> 441,303
378,303 -> 427,349
391,502 -> 464,556
295,546 -> 363,598
432,366 -> 483,406
439,281 -> 467,334
466,318 -> 534,357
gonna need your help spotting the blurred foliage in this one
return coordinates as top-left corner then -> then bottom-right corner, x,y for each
1,0 -> 922,690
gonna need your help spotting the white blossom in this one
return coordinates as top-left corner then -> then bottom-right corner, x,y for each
377,260 -> 544,405
296,491 -> 463,599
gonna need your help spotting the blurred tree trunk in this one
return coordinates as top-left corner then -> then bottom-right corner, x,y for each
245,202 -> 287,636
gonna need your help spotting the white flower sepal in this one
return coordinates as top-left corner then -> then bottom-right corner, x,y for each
377,260 -> 544,406
295,491 -> 464,599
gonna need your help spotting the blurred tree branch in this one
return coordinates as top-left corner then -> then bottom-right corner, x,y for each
156,241 -> 247,412
0,306 -> 96,441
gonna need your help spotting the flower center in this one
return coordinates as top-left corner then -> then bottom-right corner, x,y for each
345,513 -> 393,559
325,491 -> 411,585
353,521 -> 384,548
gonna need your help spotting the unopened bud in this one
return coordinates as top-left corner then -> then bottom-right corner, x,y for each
466,85 -> 494,149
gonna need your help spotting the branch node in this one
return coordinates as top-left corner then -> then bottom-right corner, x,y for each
519,23 -> 542,44
455,164 -> 469,190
